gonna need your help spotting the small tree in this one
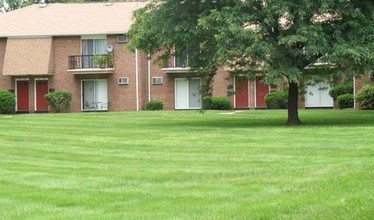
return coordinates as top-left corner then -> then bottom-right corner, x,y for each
0,90 -> 15,114
45,91 -> 72,113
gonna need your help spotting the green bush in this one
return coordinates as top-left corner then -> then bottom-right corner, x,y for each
337,94 -> 354,109
202,97 -> 212,109
356,85 -> 374,110
204,97 -> 230,110
0,90 -> 15,114
329,82 -> 353,100
265,91 -> 288,109
146,100 -> 163,110
45,91 -> 72,113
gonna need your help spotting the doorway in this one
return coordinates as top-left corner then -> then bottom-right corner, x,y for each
16,80 -> 29,112
35,79 -> 49,112
82,79 -> 108,111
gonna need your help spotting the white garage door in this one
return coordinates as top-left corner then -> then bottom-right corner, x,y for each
175,78 -> 201,109
305,81 -> 333,108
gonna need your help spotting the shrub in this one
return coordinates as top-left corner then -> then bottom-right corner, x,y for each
0,90 -> 15,114
202,97 -> 212,109
204,97 -> 230,110
146,100 -> 163,110
265,91 -> 288,109
329,82 -> 353,100
337,94 -> 354,109
356,85 -> 374,110
45,91 -> 72,113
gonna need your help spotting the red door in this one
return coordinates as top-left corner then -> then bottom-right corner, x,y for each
255,77 -> 269,108
16,80 -> 29,112
235,78 -> 249,108
36,80 -> 49,112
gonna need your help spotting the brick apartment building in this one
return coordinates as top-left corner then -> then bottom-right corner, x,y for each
0,2 -> 371,113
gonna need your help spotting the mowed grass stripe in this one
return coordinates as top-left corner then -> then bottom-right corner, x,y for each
0,110 -> 373,219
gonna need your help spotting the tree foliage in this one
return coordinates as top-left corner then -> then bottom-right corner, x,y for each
129,0 -> 373,124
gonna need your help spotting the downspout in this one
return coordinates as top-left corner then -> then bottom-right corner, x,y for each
147,53 -> 151,102
233,75 -> 236,108
135,48 -> 139,111
353,76 -> 356,109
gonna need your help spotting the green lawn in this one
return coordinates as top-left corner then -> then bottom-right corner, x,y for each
0,110 -> 373,219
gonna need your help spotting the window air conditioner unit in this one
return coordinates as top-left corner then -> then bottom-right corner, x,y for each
118,77 -> 129,85
152,77 -> 163,85
117,35 -> 128,43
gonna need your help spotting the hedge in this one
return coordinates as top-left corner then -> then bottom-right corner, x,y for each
0,90 -> 15,114
203,97 -> 230,110
265,91 -> 288,109
337,94 -> 354,109
146,100 -> 163,110
45,91 -> 72,113
329,82 -> 353,100
356,85 -> 374,110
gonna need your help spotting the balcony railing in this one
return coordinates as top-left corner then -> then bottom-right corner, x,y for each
68,54 -> 113,70
161,54 -> 192,74
162,54 -> 189,68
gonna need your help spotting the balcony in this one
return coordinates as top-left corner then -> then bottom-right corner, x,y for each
67,54 -> 114,75
161,54 -> 191,74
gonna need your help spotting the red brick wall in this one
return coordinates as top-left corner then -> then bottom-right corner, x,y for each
146,53 -> 175,110
1,35 -> 238,112
212,68 -> 234,109
51,35 -> 148,112
52,36 -> 81,112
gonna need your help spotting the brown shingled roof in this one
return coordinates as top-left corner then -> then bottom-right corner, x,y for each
0,2 -> 148,37
3,37 -> 54,76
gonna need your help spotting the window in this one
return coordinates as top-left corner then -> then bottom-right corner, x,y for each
82,79 -> 108,111
174,49 -> 188,68
175,78 -> 201,109
81,36 -> 107,68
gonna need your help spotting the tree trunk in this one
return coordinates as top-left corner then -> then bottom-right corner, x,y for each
287,81 -> 301,125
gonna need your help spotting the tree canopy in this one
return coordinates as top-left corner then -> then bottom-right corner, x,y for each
131,1 -> 373,124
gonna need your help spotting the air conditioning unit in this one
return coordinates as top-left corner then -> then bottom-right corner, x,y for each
117,35 -> 128,43
118,77 -> 129,85
152,77 -> 163,85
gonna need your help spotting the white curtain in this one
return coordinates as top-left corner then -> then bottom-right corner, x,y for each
82,39 -> 107,68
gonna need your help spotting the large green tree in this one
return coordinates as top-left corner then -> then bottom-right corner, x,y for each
128,0 -> 235,98
128,0 -> 374,125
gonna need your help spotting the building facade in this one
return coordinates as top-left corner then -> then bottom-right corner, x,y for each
0,3 -> 370,113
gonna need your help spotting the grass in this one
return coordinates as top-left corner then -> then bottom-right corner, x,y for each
0,109 -> 373,219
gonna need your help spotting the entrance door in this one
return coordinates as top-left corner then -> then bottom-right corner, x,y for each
16,80 -> 29,112
255,77 -> 270,108
175,78 -> 201,109
82,79 -> 108,111
35,80 -> 49,112
305,81 -> 333,108
235,78 -> 249,108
